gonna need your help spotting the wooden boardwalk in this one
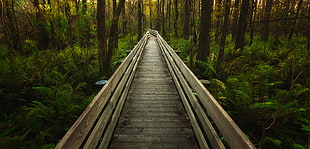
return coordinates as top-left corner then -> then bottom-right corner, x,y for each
109,36 -> 199,148
55,31 -> 255,149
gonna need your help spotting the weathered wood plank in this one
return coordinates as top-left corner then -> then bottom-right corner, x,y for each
158,38 -> 225,149
109,36 -> 199,148
158,38 -> 210,149
55,33 -> 150,149
113,127 -> 194,135
110,143 -> 197,149
157,34 -> 255,149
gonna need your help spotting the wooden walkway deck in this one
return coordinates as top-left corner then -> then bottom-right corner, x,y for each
109,36 -> 199,148
55,31 -> 255,149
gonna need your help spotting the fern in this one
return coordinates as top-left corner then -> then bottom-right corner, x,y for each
250,102 -> 278,110
263,136 -> 282,146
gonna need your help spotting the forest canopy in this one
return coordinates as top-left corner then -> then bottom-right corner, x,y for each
0,0 -> 309,148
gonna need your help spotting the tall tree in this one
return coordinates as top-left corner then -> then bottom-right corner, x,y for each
97,0 -> 108,77
198,0 -> 213,61
234,0 -> 250,50
161,0 -> 165,36
231,0 -> 240,40
288,0 -> 303,40
261,0 -> 273,41
138,0 -> 143,39
105,0 -> 125,76
33,0 -> 50,50
174,0 -> 179,37
108,0 -> 125,50
156,0 -> 161,30
149,0 -> 153,28
217,0 -> 231,71
1,0 -> 22,52
183,0 -> 190,39
249,0 -> 258,45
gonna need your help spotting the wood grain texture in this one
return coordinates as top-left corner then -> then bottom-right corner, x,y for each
109,36 -> 199,149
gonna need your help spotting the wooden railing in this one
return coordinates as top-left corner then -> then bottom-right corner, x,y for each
55,32 -> 150,149
156,31 -> 256,149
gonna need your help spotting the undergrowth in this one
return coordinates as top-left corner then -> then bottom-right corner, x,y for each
0,45 -> 99,148
171,34 -> 310,148
0,35 -> 138,148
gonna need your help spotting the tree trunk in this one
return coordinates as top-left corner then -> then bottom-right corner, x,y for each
167,0 -> 171,39
149,0 -> 153,28
215,0 -> 223,43
97,0 -> 108,77
161,0 -> 165,36
261,0 -> 273,41
156,0 -> 161,30
249,0 -> 257,45
34,0 -> 50,50
288,0 -> 303,40
138,0 -> 143,39
198,0 -> 213,61
231,0 -> 240,40
108,0 -> 126,50
2,0 -> 23,52
82,0 -> 87,15
234,0 -> 250,50
183,0 -> 190,39
174,0 -> 178,37
216,0 -> 231,72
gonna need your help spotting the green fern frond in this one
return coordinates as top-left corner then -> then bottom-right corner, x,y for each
249,102 -> 278,110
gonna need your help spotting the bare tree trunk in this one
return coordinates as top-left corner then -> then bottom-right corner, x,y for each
261,0 -> 273,41
215,0 -> 223,43
138,0 -> 142,39
183,0 -> 190,39
217,0 -> 231,72
234,0 -> 250,50
161,0 -> 165,36
288,0 -> 303,40
249,0 -> 257,45
97,0 -> 108,77
149,0 -> 153,28
167,0 -> 171,39
156,0 -> 161,30
174,0 -> 178,37
108,0 -> 125,50
198,0 -> 213,61
2,0 -> 23,52
231,0 -> 240,40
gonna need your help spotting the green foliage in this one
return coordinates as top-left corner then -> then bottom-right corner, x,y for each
0,45 -> 98,148
180,34 -> 310,148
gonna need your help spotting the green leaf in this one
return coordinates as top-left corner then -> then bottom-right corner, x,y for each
249,102 -> 277,110
266,81 -> 283,86
264,137 -> 282,146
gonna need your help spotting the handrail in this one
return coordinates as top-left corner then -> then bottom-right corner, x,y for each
156,31 -> 256,149
55,32 -> 150,149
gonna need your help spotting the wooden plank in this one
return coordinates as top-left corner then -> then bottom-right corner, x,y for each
158,38 -> 225,149
118,116 -> 189,122
109,36 -> 199,149
158,34 -> 255,149
120,111 -> 185,117
97,34 -> 147,149
83,37 -> 147,149
158,37 -> 225,148
113,127 -> 194,135
56,33 -> 150,149
111,135 -> 197,143
110,143 -> 197,149
157,38 -> 210,149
